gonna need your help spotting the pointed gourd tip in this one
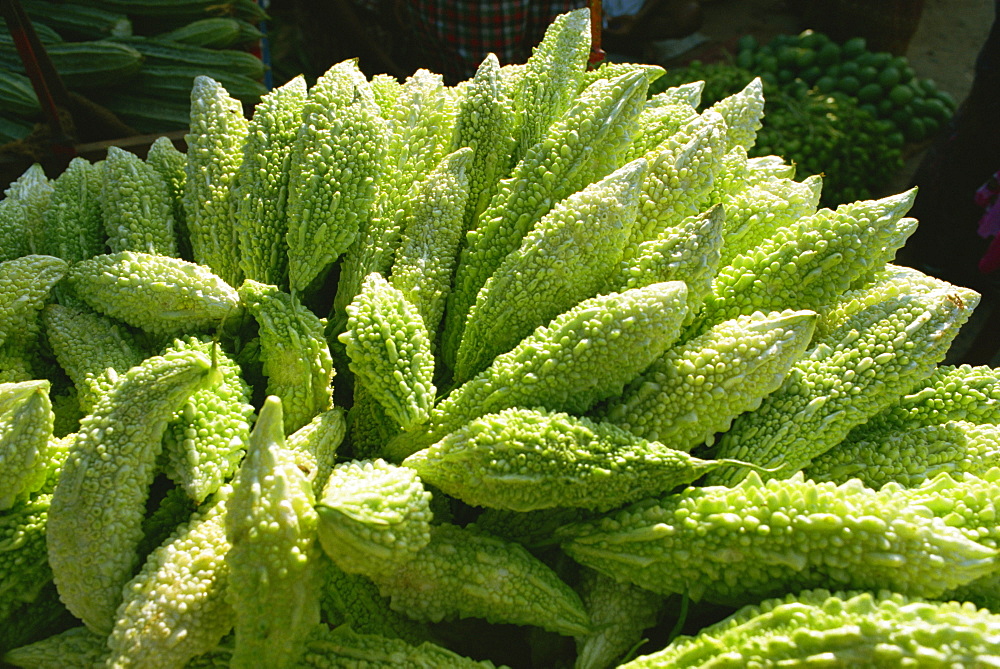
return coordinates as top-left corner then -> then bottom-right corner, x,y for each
889,186 -> 919,212
252,395 -> 286,442
565,6 -> 592,24
399,448 -> 430,471
613,156 -> 649,186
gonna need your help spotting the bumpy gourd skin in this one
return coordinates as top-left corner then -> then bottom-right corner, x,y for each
608,206 -> 724,329
707,77 -> 764,151
367,71 -> 402,112
42,157 -> 105,263
807,420 -> 1000,488
389,147 -> 474,337
625,110 -> 727,250
386,281 -> 689,460
708,286 -> 979,484
315,458 -> 432,575
623,84 -> 701,163
42,303 -> 147,413
441,69 -> 650,370
225,396 -> 322,669
238,279 -> 334,434
574,568 -> 663,669
46,347 -> 216,633
559,472 -> 996,607
3,626 -> 109,669
0,163 -> 51,261
746,153 -> 799,179
580,60 -> 658,100
146,136 -> 188,253
184,75 -> 249,287
852,362 -> 1000,433
37,433 -> 71,494
696,190 -> 919,332
285,406 -> 346,495
345,382 -> 403,461
106,486 -> 234,669
403,406 -> 743,512
815,262 -> 950,338
161,336 -> 255,503
619,589 -> 1000,668
135,484 -> 196,562
286,63 -> 384,295
580,56 -> 663,92
298,624 -> 496,669
333,68 -> 457,324
511,7 -> 590,163
373,523 -> 592,637
317,556 -> 434,646
0,349 -> 36,387
234,75 -> 308,288
454,53 -> 515,231
599,309 -> 817,451
100,145 -> 178,257
0,490 -> 54,625
313,461 -> 591,638
0,380 -> 54,510
8,9 -> 1000,668
716,172 -> 823,268
889,468 -> 1000,609
0,255 -> 68,349
340,274 -> 436,432
472,506 -> 594,548
66,251 -> 242,337
705,146 -> 751,206
811,363 -> 1000,488
454,158 -> 647,382
650,77 -> 704,104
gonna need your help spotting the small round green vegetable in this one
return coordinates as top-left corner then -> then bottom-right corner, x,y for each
889,83 -> 915,105
857,82 -> 882,103
842,36 -> 867,58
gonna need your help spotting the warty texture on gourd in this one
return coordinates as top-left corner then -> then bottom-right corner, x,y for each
4,6 -> 1000,667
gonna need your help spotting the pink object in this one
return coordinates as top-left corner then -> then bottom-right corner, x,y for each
976,170 -> 1000,273
980,233 -> 1000,274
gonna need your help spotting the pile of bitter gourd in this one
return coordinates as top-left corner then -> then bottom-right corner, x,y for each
3,8 -> 1000,668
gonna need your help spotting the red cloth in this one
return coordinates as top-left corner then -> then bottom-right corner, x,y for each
405,0 -> 586,84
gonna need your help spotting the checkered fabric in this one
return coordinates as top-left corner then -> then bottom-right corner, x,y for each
405,0 -> 587,84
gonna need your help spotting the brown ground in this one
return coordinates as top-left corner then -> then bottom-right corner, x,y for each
904,0 -> 994,102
